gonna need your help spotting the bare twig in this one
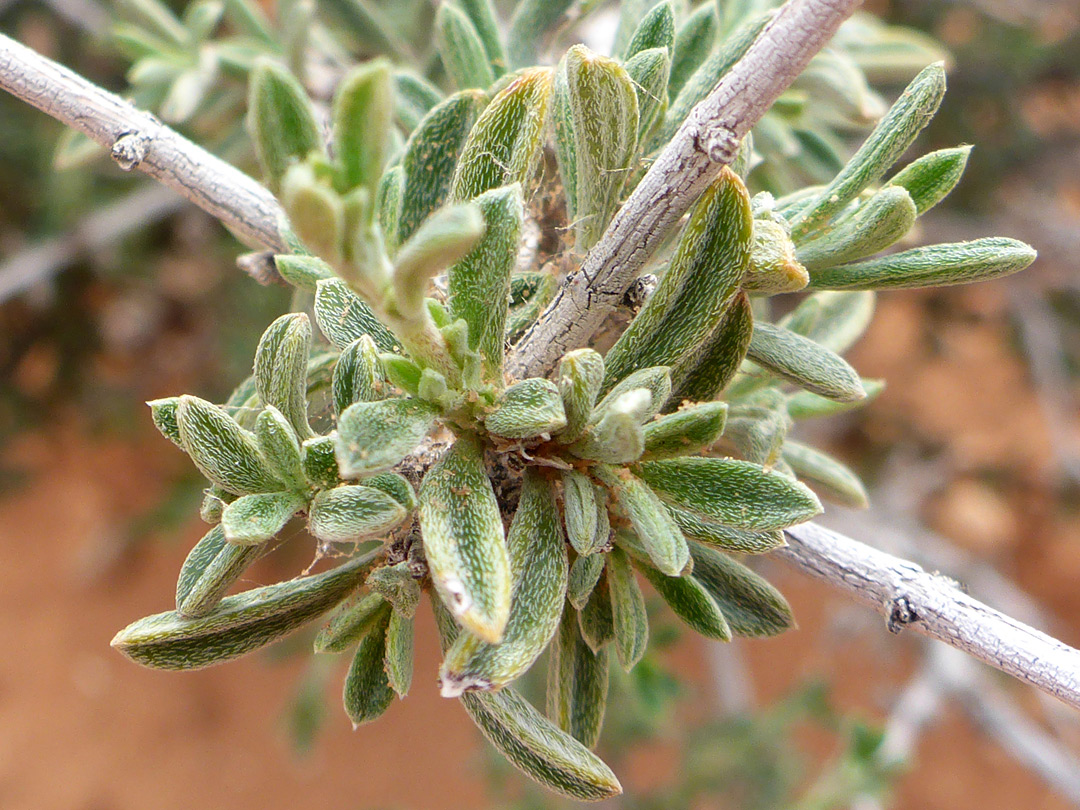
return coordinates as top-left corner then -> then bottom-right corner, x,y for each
0,184 -> 183,302
781,521 -> 1080,712
0,32 -> 284,252
508,0 -> 865,379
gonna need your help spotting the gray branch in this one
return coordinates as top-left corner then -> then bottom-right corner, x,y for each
782,522 -> 1080,711
508,0 -> 865,379
0,32 -> 284,252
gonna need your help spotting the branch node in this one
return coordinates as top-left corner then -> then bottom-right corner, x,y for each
111,131 -> 150,171
703,128 -> 740,165
622,273 -> 657,310
887,594 -> 919,634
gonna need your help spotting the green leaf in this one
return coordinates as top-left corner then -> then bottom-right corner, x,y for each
175,524 -> 267,618
280,163 -> 345,266
807,237 -> 1037,291
668,290 -> 754,404
451,67 -> 554,202
561,470 -> 609,556
275,254 -> 333,292
567,552 -> 606,610
393,70 -> 444,131
780,290 -> 876,355
313,592 -> 388,653
578,573 -> 615,653
343,605 -> 395,725
301,435 -> 341,489
485,378 -> 567,439
722,397 -> 791,467
792,49 -> 883,127
254,313 -> 312,439
456,0 -> 507,77
367,560 -> 421,617
554,45 -> 639,251
636,558 -> 731,641
314,278 -> 400,352
886,145 -> 971,215
308,484 -> 408,543
567,393 -> 647,464
547,605 -> 610,749
594,366 -> 672,421
333,336 -> 383,415
376,165 -> 403,253
669,2 -> 717,100
742,219 -> 808,294
595,464 -> 688,577
603,168 -> 752,389
363,472 -> 418,512
506,0 -> 574,69
623,1 -> 674,58
555,349 -> 605,444
796,186 -> 917,271
747,322 -> 866,402
248,58 -> 322,193
667,505 -> 786,553
461,688 -> 622,800
447,184 -> 523,379
635,457 -> 822,531
398,90 -> 488,242
642,401 -> 727,459
221,491 -> 305,545
624,48 -> 671,144
436,3 -> 495,90
380,353 -> 423,395
789,62 -> 947,239
332,59 -> 393,195
384,610 -> 414,697
113,551 -> 380,670
148,397 -> 182,447
335,397 -> 438,476
440,470 -> 567,695
607,546 -> 648,672
392,203 -> 486,321
688,542 -> 793,637
786,379 -> 885,420
781,439 -> 869,508
177,396 -> 283,495
419,434 -> 511,643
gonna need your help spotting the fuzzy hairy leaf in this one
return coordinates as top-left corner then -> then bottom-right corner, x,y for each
254,313 -> 312,439
301,436 -> 341,489
343,605 -> 395,725
743,219 -> 808,294
177,396 -> 283,495
440,470 -> 567,695
780,290 -> 876,355
786,379 -> 885,420
314,592 -> 388,653
569,394 -> 647,464
607,546 -> 648,672
594,366 -> 672,421
436,2 -> 495,90
148,397 -> 182,446
308,484 -> 407,543
668,290 -> 754,404
333,59 -> 393,196
624,48 -> 671,144
782,439 -> 869,508
642,401 -> 727,459
635,457 -> 822,531
113,551 -> 379,670
886,145 -> 971,215
367,560 -> 422,617
568,552 -> 606,610
747,322 -> 866,402
456,0 -> 507,77
796,186 -> 917,271
485,377 -> 567,439
556,348 -> 605,444
561,470 -> 609,556
667,505 -> 787,553
547,605 -> 610,749
595,464 -> 688,576
253,406 -> 306,490
314,278 -> 400,352
688,542 -> 794,637
175,524 -> 267,618
623,1 -> 674,59
333,336 -> 383,414
578,573 -> 615,653
335,398 -> 438,477
420,433 -> 512,643
221,491 -> 305,546
384,610 -> 414,697
637,557 -> 731,641
248,58 -> 322,193
668,2 -> 717,100
275,254 -> 333,292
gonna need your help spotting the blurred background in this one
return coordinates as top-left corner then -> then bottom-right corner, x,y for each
0,0 -> 1078,808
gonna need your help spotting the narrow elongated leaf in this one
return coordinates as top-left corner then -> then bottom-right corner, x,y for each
384,610 -> 414,697
148,397 -> 181,446
568,552 -> 606,610
314,592 -> 388,653
623,1 -> 674,59
363,472 -> 417,512
796,187 -> 917,271
254,313 -> 312,439
886,145 -> 971,214
314,278 -> 400,352
175,524 -> 267,618
398,90 -> 488,242
506,0 -> 574,69
302,436 -> 341,489
377,165 -> 403,252
281,163 -> 344,265
688,542 -> 793,637
253,406 -> 306,490
448,184 -> 523,378
221,491 -> 304,545
789,62 -> 947,239
668,290 -> 754,404
308,484 -> 407,542
485,378 -> 567,439
637,559 -> 731,641
568,394 -> 647,464
275,254 -> 333,292
786,379 -> 885,420
607,547 -> 648,671
747,322 -> 866,402
624,48 -> 671,144
335,398 -> 438,476
462,688 -> 622,800
436,3 -> 495,90
556,349 -> 605,444
595,464 -> 688,576
248,58 -> 322,193
635,457 -> 822,531
456,0 -> 507,77
669,3 -> 717,100
742,219 -> 808,294
177,396 -> 283,495
420,434 -> 511,643
343,606 -> 395,725
642,401 -> 727,459
440,470 -> 567,695
547,606 -> 610,749
806,237 -> 1037,291
578,573 -> 615,653
333,59 -> 393,195
333,336 -> 383,414
594,366 -> 671,421
667,505 -> 786,553
793,49 -> 883,127
554,45 -> 639,251
780,290 -> 876,355
561,471 -> 605,555
450,67 -> 554,201
781,439 -> 869,508
603,168 -> 752,389
113,551 -> 379,670
393,69 -> 444,131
